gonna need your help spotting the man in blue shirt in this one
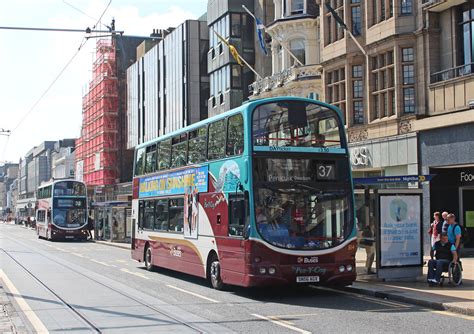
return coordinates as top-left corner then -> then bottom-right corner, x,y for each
428,233 -> 458,284
446,213 -> 462,251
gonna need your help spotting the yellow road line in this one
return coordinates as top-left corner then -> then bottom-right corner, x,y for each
0,269 -> 49,333
166,285 -> 220,303
120,268 -> 150,279
90,259 -> 114,267
252,313 -> 311,334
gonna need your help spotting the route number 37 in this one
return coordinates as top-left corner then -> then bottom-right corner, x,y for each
316,164 -> 335,180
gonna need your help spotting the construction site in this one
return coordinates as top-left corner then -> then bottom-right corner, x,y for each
76,38 -> 119,186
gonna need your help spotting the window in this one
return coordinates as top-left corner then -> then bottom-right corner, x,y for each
401,47 -> 415,114
371,0 -> 393,26
326,67 -> 346,124
352,65 -> 364,124
289,39 -> 306,65
325,0 -> 344,45
291,0 -> 304,15
158,139 -> 171,171
231,13 -> 241,37
459,3 -> 474,72
37,210 -> 46,223
154,199 -> 169,231
208,120 -> 226,160
143,201 -> 155,230
232,65 -> 242,88
168,198 -> 184,232
227,114 -> 244,156
370,49 -> 395,119
400,0 -> 412,15
171,133 -> 188,168
188,127 -> 207,164
351,4 -> 361,36
134,147 -> 145,176
228,195 -> 248,237
145,144 -> 157,174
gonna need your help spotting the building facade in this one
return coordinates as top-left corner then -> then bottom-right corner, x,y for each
207,0 -> 258,116
51,139 -> 76,180
250,0 -> 323,99
417,0 -> 474,250
127,20 -> 210,148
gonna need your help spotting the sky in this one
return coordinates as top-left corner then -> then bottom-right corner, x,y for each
0,0 -> 208,163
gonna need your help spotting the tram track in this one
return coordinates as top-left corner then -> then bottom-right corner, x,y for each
1,236 -> 205,333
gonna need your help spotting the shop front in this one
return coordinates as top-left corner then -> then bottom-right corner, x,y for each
420,123 -> 474,253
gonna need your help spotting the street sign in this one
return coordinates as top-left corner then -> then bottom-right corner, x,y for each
353,174 -> 434,185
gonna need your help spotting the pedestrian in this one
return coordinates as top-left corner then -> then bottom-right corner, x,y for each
441,211 -> 449,234
427,233 -> 457,285
87,216 -> 94,240
446,213 -> 462,252
429,211 -> 441,247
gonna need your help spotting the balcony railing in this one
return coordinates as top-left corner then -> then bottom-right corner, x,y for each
249,65 -> 321,95
430,63 -> 474,84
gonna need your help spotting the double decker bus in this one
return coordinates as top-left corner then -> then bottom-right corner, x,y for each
131,97 -> 357,289
36,180 -> 89,241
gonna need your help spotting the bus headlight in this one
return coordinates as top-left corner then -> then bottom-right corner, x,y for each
268,267 -> 276,275
259,267 -> 267,275
338,265 -> 346,273
346,265 -> 353,272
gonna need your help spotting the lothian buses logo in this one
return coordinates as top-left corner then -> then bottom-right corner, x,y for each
297,257 -> 319,264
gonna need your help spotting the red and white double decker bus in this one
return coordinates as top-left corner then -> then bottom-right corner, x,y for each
36,180 -> 89,241
131,97 -> 357,289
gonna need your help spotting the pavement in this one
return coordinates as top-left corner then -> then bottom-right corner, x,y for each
353,248 -> 474,316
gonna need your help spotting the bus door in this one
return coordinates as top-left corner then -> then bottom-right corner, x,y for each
219,193 -> 249,284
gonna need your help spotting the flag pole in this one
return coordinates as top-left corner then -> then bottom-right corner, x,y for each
211,28 -> 262,79
242,5 -> 304,67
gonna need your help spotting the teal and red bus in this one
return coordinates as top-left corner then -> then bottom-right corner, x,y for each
131,97 -> 357,289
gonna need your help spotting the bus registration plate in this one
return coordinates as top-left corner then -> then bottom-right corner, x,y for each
296,276 -> 319,283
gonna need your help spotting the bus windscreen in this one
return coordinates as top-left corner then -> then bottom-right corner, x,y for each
252,101 -> 343,148
53,198 -> 87,228
54,181 -> 86,197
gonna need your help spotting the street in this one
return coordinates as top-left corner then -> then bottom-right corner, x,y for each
1,223 -> 472,333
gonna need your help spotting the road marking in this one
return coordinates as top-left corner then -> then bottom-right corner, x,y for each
252,313 -> 311,334
71,252 -> 85,258
120,268 -> 150,279
311,286 -> 410,308
430,310 -> 474,321
90,259 -> 115,267
166,285 -> 220,303
0,269 -> 49,333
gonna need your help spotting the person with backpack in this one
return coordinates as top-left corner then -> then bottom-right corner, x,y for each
446,213 -> 462,252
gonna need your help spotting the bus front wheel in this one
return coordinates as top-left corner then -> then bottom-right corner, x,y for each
209,257 -> 224,290
145,246 -> 154,271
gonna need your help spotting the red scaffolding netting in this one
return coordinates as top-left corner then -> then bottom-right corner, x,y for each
75,39 -> 119,186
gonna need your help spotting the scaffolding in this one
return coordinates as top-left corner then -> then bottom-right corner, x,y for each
76,39 -> 119,186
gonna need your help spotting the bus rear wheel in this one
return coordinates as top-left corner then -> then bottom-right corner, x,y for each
145,246 -> 154,271
209,257 -> 224,290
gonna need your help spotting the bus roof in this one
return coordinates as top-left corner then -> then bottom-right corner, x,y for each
135,96 -> 342,150
38,179 -> 85,189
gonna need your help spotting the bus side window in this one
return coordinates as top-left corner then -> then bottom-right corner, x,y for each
154,199 -> 169,231
158,139 -> 171,170
171,134 -> 188,168
135,148 -> 146,176
208,119 -> 226,160
188,127 -> 207,164
145,144 -> 157,174
228,195 -> 247,237
168,198 -> 184,233
144,201 -> 155,230
138,201 -> 145,229
227,114 -> 244,156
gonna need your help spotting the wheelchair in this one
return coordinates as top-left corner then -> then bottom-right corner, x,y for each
440,261 -> 463,286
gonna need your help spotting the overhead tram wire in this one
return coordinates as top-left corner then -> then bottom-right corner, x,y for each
9,0 -> 114,134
